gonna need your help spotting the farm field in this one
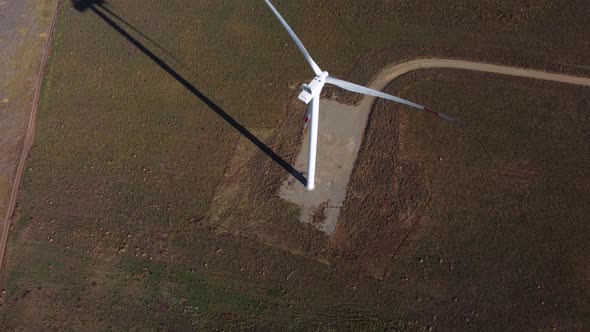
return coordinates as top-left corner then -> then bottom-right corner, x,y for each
0,0 -> 589,330
0,0 -> 55,233
335,70 -> 590,330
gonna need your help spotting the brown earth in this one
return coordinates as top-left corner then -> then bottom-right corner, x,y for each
0,0 -> 589,330
334,69 -> 590,330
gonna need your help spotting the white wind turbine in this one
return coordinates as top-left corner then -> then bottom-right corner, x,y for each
265,0 -> 454,191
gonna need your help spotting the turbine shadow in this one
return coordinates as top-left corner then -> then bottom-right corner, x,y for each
96,3 -> 190,69
72,0 -> 306,186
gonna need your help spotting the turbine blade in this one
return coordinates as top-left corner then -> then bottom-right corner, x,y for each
264,0 -> 322,75
326,76 -> 424,109
326,76 -> 454,121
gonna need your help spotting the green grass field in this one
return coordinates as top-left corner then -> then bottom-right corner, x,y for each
1,0 -> 589,329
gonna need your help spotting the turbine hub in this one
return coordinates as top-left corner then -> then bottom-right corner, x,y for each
298,71 -> 329,104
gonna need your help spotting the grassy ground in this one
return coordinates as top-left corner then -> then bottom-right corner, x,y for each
0,0 -> 54,217
0,0 -> 589,329
336,70 -> 590,330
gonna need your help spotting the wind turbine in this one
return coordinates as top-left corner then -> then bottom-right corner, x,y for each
264,0 -> 453,191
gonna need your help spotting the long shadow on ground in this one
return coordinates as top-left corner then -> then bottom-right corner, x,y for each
72,0 -> 307,185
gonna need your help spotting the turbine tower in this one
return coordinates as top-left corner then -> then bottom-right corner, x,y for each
265,0 -> 453,191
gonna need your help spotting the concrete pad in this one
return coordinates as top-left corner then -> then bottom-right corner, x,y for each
280,97 -> 373,235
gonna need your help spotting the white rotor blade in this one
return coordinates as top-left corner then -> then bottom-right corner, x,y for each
326,76 -> 454,121
264,0 -> 322,75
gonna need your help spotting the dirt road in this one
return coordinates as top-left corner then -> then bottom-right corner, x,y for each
371,58 -> 590,91
0,0 -> 59,273
281,58 -> 590,234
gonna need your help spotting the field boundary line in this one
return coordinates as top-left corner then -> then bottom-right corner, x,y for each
0,0 -> 60,273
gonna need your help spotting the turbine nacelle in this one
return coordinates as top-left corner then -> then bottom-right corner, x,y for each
298,71 -> 328,104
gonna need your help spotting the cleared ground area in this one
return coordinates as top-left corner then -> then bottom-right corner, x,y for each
0,0 -> 589,330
